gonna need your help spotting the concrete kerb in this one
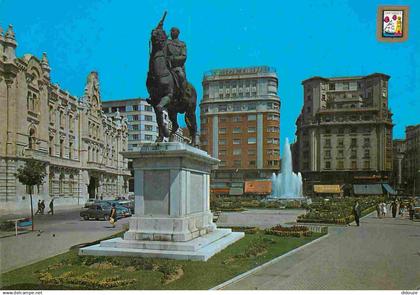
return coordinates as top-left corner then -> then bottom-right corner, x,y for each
210,232 -> 330,290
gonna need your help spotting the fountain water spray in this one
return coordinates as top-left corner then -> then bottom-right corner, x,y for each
271,137 -> 304,199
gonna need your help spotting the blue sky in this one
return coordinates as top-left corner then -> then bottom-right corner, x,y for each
1,0 -> 419,145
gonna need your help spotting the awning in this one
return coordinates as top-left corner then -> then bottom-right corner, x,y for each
382,184 -> 397,195
229,187 -> 244,196
313,185 -> 342,194
244,180 -> 272,194
353,184 -> 383,195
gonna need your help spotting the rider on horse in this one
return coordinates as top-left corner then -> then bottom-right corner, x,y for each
165,27 -> 187,99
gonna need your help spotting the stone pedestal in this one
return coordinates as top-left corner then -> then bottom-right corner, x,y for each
80,143 -> 244,261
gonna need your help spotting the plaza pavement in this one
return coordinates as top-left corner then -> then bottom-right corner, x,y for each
0,208 -> 129,273
220,211 -> 420,290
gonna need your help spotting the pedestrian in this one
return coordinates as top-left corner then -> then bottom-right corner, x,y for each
391,199 -> 398,218
109,203 -> 117,228
353,200 -> 361,226
399,201 -> 404,216
381,202 -> 387,217
35,200 -> 42,215
376,202 -> 381,218
408,201 -> 415,221
40,200 -> 45,214
47,198 -> 54,215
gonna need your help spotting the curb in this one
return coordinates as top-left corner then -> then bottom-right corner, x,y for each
210,232 -> 330,290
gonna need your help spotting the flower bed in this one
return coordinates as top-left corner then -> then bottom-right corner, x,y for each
265,225 -> 311,237
297,196 -> 383,225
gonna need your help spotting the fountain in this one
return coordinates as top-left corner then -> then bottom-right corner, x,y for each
270,137 -> 304,199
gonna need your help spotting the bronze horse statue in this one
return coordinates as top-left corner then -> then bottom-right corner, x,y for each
146,13 -> 199,146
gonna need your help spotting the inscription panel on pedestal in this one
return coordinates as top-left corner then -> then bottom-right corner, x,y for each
144,170 -> 170,215
188,172 -> 204,214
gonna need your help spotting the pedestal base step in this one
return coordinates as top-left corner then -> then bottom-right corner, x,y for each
79,229 -> 244,261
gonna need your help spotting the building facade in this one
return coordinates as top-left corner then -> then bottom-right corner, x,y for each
199,66 -> 281,193
405,125 -> 420,196
392,139 -> 406,193
295,73 -> 393,195
0,25 -> 130,211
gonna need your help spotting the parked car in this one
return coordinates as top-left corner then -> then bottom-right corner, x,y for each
117,200 -> 135,214
84,199 -> 96,208
80,204 -> 112,221
94,200 -> 132,218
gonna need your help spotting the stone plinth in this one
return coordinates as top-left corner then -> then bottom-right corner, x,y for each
80,143 -> 244,261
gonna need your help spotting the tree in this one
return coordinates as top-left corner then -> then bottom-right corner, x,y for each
16,159 -> 47,231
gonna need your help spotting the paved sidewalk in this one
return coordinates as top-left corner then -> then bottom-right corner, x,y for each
0,208 -> 128,273
222,212 -> 420,290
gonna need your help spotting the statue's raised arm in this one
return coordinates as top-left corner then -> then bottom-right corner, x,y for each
156,11 -> 167,30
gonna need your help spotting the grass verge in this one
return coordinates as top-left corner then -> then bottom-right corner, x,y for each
1,231 -> 324,290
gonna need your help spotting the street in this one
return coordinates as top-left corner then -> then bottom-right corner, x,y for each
0,207 -> 129,273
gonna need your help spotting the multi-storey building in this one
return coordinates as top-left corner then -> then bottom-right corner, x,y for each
392,139 -> 406,193
295,73 -> 394,195
200,66 -> 281,193
405,125 -> 420,196
0,25 -> 130,212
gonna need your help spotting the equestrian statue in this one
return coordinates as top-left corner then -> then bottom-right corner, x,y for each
146,12 -> 199,146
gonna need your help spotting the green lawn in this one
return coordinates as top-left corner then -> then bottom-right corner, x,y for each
1,231 -> 324,290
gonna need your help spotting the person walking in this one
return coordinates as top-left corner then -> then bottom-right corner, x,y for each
40,200 -> 45,215
353,200 -> 361,226
376,202 -> 381,218
391,199 -> 398,218
381,202 -> 387,217
47,198 -> 54,215
408,201 -> 415,221
35,200 -> 42,215
109,203 -> 117,228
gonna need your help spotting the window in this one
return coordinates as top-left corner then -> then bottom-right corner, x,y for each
267,126 -> 279,133
233,139 -> 241,145
132,134 -> 139,140
364,149 -> 370,158
133,115 -> 139,121
248,114 -> 256,121
127,115 -> 133,121
364,138 -> 370,147
248,104 -> 256,110
145,125 -> 153,131
351,138 -> 357,147
132,105 -> 138,111
248,127 -> 256,133
60,139 -> 64,158
232,116 -> 242,122
325,161 -> 331,169
233,104 -> 241,111
132,124 -> 139,130
338,128 -> 345,135
233,148 -> 241,155
324,150 -> 331,159
145,115 -> 153,121
337,161 -> 344,170
343,82 -> 349,90
324,139 -> 331,147
126,105 -> 133,111
145,134 -> 153,141
219,150 -> 226,156
219,128 -> 226,134
145,105 -> 153,112
364,161 -> 370,170
219,139 -> 226,145
351,161 -> 357,170
233,127 -> 241,133
267,114 -> 279,121
248,137 -> 256,144
338,139 -> 344,147
233,160 -> 241,167
249,160 -> 256,166
267,138 -> 279,144
248,149 -> 256,155
69,142 -> 73,159
351,149 -> 357,159
219,161 -> 226,167
49,136 -> 54,156
329,83 -> 335,90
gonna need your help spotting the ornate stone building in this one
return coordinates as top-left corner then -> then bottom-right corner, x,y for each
295,73 -> 394,195
0,25 -> 130,211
